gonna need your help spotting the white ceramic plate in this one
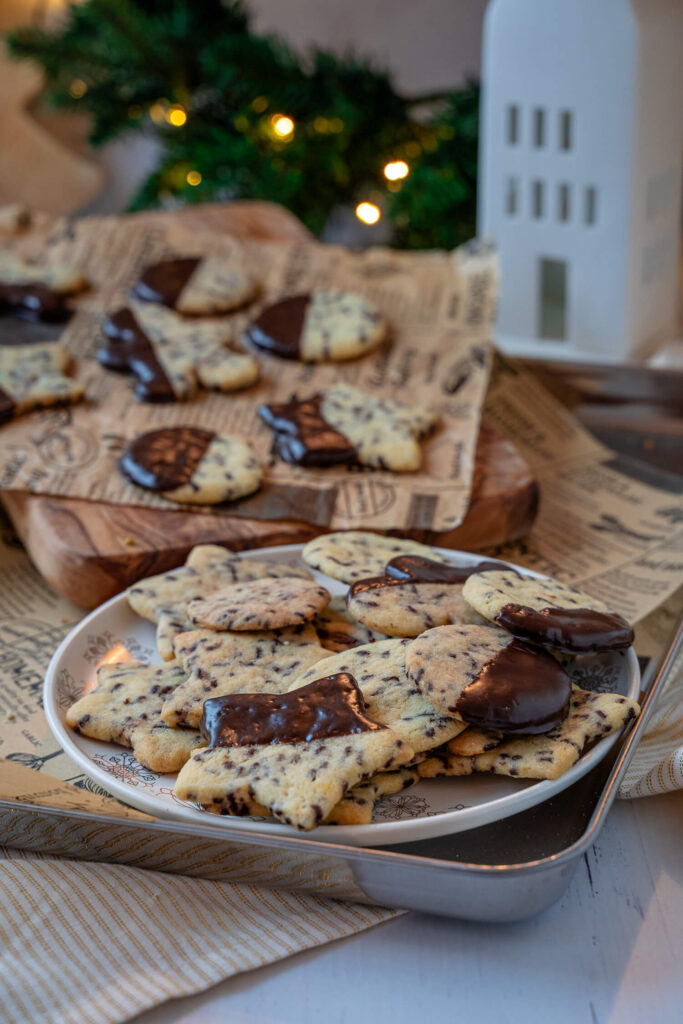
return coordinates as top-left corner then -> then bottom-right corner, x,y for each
44,544 -> 640,847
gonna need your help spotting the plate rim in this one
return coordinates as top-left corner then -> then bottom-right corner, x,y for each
43,542 -> 640,847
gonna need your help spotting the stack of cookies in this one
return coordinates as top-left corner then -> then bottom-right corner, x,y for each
66,533 -> 640,832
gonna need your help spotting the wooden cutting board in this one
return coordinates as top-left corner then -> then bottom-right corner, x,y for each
0,201 -> 538,609
2,422 -> 538,609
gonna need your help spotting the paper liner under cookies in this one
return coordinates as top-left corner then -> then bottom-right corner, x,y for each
0,213 -> 498,533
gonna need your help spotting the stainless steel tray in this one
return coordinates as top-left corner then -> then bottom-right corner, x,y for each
3,620 -> 679,922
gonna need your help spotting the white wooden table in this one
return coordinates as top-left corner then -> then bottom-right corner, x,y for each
132,788 -> 683,1024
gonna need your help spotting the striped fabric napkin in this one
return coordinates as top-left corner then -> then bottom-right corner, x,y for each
618,648 -> 683,799
0,847 -> 399,1024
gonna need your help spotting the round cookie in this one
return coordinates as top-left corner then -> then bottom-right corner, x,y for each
406,624 -> 572,734
347,579 -> 469,637
132,257 -> 257,315
187,576 -> 331,631
462,570 -> 634,654
245,291 -> 385,362
120,427 -> 262,505
346,555 -> 499,637
302,531 -> 443,584
127,544 -> 312,660
288,638 -> 465,753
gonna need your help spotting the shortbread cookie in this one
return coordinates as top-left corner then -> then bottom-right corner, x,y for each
346,555 -> 502,637
120,426 -> 262,505
326,768 -> 419,825
188,577 -> 330,632
259,384 -> 438,472
406,624 -> 572,734
0,343 -> 85,424
314,595 -> 387,652
462,570 -> 634,654
164,625 -> 331,727
302,531 -> 442,584
98,300 -> 259,402
127,545 -> 311,660
246,291 -> 385,362
446,726 -> 502,756
418,687 -> 639,781
66,662 -> 202,773
132,257 -> 257,315
174,673 -> 413,829
417,751 -> 474,778
289,639 -> 466,753
0,253 -> 84,321
0,203 -> 31,236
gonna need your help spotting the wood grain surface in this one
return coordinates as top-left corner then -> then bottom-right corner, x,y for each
1,422 -> 538,609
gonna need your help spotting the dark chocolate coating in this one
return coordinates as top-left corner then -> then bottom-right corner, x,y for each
348,556 -> 509,600
200,672 -> 385,748
259,393 -> 357,467
495,603 -> 634,654
98,308 -> 176,402
455,639 -> 572,734
120,426 -> 215,491
385,555 -> 506,583
132,258 -> 200,309
0,283 -> 71,323
245,295 -> 310,359
0,384 -> 16,425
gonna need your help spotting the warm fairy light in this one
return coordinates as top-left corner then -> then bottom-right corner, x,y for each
186,170 -> 202,186
251,96 -> 269,113
149,101 -> 167,123
69,79 -> 87,99
384,160 -> 409,181
355,201 -> 381,225
313,116 -> 329,133
167,105 -> 187,127
271,114 -> 295,139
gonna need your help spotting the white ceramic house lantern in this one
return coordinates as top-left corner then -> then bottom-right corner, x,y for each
478,0 -> 683,361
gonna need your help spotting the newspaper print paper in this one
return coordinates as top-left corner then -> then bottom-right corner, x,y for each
484,356 -> 683,624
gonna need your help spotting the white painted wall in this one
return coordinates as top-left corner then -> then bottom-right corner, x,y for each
250,0 -> 487,94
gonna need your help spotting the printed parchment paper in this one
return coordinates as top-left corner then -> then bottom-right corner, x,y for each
0,214 -> 499,532
485,356 -> 683,624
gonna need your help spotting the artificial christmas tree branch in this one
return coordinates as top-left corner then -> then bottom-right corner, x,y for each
6,0 -> 478,248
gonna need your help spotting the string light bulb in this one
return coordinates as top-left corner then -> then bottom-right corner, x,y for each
383,160 -> 409,181
271,114 -> 294,139
166,105 -> 187,127
355,202 -> 381,225
69,79 -> 87,99
149,101 -> 167,123
186,170 -> 202,186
